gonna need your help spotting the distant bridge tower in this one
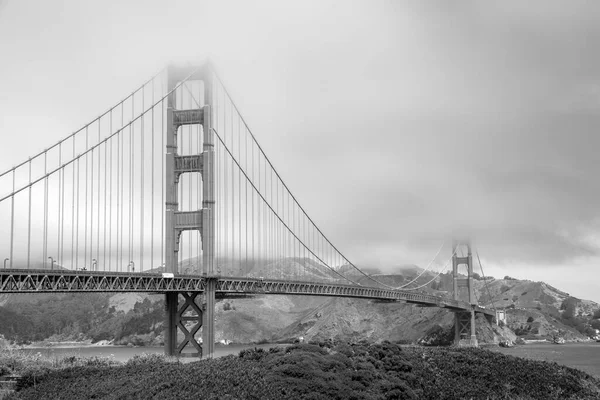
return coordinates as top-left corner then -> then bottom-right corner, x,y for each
452,239 -> 478,346
164,64 -> 216,358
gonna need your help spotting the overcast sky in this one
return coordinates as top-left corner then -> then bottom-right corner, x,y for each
1,0 -> 599,302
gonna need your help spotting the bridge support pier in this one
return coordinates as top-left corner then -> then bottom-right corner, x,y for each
452,240 -> 479,347
164,292 -> 204,357
454,310 -> 478,347
164,292 -> 178,356
202,278 -> 216,358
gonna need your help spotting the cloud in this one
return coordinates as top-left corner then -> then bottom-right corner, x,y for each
2,0 -> 600,274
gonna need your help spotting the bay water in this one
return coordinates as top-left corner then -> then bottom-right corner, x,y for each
20,343 -> 283,363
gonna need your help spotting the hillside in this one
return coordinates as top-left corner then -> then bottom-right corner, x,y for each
473,277 -> 600,341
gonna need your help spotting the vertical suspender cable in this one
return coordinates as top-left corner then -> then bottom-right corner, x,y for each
257,143 -> 261,269
151,80 -> 155,270
251,135 -> 255,272
60,144 -> 65,267
129,110 -> 134,270
96,123 -> 100,269
57,143 -> 62,267
141,86 -> 145,272
9,171 -> 14,268
293,193 -> 296,275
108,112 -> 113,270
303,208 -> 307,273
277,177 -> 280,278
43,152 -> 48,267
27,159 -> 32,268
224,89 -> 228,272
245,124 -> 248,276
120,104 -> 124,271
238,110 -> 241,274
117,106 -> 122,271
56,142 -> 62,268
122,105 -> 126,271
476,250 -> 498,313
90,134 -> 94,270
161,78 -> 165,268
72,139 -> 76,269
103,120 -> 107,270
84,127 -> 88,270
271,171 -> 274,274
262,144 -> 266,270
76,158 -> 80,269
231,101 -> 234,271
223,88 -> 228,272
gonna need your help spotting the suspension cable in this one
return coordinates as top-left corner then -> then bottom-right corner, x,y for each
0,68 -> 202,203
183,82 -> 395,289
476,250 -> 498,313
0,67 -> 167,179
204,72 -> 427,290
396,242 -> 445,289
401,246 -> 458,291
212,127 -> 363,286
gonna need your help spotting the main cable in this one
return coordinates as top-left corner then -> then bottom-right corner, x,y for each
213,127 -> 361,286
400,246 -> 458,291
396,241 -> 445,289
0,68 -> 167,179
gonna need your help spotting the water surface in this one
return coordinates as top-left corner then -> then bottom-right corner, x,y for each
491,342 -> 600,378
21,343 -> 283,363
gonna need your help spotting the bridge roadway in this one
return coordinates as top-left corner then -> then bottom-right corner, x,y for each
0,269 -> 493,316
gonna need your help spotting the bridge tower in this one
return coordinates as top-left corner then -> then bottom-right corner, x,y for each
164,64 -> 216,358
452,239 -> 478,346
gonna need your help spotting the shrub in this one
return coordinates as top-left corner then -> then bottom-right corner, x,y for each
125,353 -> 178,366
9,343 -> 600,400
514,326 -> 530,336
239,347 -> 269,361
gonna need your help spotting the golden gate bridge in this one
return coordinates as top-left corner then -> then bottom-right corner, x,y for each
0,63 -> 494,358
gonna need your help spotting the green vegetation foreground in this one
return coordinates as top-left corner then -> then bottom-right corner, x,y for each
5,343 -> 600,400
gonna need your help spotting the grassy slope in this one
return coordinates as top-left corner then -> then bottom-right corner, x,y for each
6,343 -> 600,400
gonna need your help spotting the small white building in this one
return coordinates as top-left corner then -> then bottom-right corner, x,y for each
496,310 -> 506,324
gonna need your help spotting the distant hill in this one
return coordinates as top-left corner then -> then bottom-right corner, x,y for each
470,276 -> 600,341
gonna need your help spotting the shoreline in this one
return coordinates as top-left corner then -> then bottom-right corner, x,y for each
17,338 -> 295,350
14,337 -> 600,350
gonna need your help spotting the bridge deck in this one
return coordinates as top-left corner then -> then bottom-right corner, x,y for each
0,269 -> 493,315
